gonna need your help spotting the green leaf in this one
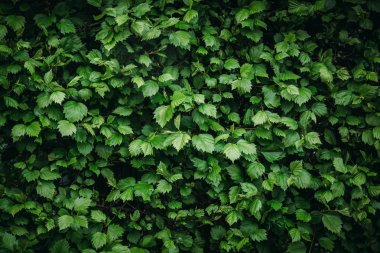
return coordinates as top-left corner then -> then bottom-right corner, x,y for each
91,210 -> 107,223
289,228 -> 301,242
237,140 -> 257,155
50,91 -> 66,104
132,3 -> 151,17
169,132 -> 191,151
171,91 -> 187,107
132,76 -> 144,88
25,122 -> 41,137
129,139 -> 143,156
296,209 -> 311,222
240,182 -> 258,196
287,242 -> 307,253
154,105 -> 174,128
294,87 -> 312,105
235,9 -> 250,23
0,25 -> 7,40
36,181 -> 55,199
199,104 -> 217,118
249,199 -> 262,215
156,180 -> 172,193
247,162 -> 265,179
87,0 -> 102,7
5,15 -> 25,31
140,141 -> 153,156
290,160 -> 303,172
73,197 -> 92,212
169,31 -> 191,50
58,120 -> 77,137
211,226 -> 226,240
107,224 -> 124,241
224,58 -> 240,70
2,232 -> 17,251
57,19 -> 76,34
281,117 -> 298,130
333,157 -> 347,173
232,79 -> 252,93
250,1 -> 267,13
63,101 -> 88,122
73,215 -> 88,229
138,55 -> 152,67
192,134 -> 215,153
159,73 -> 174,83
50,239 -> 70,253
223,143 -> 241,162
141,80 -> 159,97
322,214 -> 342,234
40,169 -> 60,180
304,132 -> 321,146
226,211 -> 239,225
319,64 -> 333,84
113,106 -> 132,116
131,21 -> 151,36
58,215 -> 74,230
252,111 -> 268,126
77,142 -> 93,156
184,9 -> 198,22
12,124 -> 26,138
92,232 -> 107,249
319,237 -> 335,251
106,132 -> 123,146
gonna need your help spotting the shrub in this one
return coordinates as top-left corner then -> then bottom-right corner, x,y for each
0,0 -> 380,252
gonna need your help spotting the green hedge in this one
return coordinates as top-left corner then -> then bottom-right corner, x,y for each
1,0 -> 380,252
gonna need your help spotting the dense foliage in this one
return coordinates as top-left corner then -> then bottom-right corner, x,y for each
1,0 -> 380,252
